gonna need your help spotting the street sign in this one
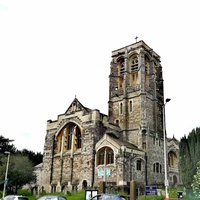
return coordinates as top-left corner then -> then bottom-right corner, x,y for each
145,185 -> 157,196
4,179 -> 8,185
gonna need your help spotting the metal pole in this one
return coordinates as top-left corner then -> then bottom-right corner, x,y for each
104,148 -> 107,183
163,98 -> 171,199
3,151 -> 10,199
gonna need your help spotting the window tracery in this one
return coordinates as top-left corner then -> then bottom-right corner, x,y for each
56,123 -> 82,153
97,147 -> 114,166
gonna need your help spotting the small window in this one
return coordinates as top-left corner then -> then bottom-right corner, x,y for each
145,56 -> 150,86
120,103 -> 123,114
153,162 -> 162,173
131,57 -> 138,72
120,61 -> 125,75
142,142 -> 146,149
118,77 -> 123,89
118,58 -> 125,76
116,120 -> 119,126
130,101 -> 133,112
136,159 -> 142,171
153,136 -> 156,145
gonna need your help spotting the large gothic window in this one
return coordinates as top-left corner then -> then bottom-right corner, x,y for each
56,123 -> 82,153
97,147 -> 114,166
168,151 -> 177,167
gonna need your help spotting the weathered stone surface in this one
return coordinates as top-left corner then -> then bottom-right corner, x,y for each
35,41 -> 180,193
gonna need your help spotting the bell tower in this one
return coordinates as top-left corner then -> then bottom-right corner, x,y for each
108,40 -> 164,148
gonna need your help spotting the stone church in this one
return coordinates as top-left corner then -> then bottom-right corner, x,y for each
37,40 -> 180,193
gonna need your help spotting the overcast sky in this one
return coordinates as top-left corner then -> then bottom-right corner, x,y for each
0,0 -> 199,153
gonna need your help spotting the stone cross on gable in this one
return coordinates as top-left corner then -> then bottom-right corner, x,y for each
135,36 -> 138,42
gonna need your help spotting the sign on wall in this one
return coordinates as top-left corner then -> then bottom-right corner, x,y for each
97,169 -> 111,177
145,185 -> 157,196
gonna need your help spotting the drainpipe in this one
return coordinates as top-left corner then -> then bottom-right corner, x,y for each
91,132 -> 96,188
145,153 -> 148,185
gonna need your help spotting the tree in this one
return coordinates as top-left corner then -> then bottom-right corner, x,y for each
0,135 -> 43,166
0,135 -> 16,157
0,154 -> 36,194
179,127 -> 200,188
18,149 -> 43,166
191,160 -> 200,198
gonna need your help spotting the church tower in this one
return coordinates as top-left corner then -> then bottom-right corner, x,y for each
108,40 -> 165,184
109,40 -> 164,145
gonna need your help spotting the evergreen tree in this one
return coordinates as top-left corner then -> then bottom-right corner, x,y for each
179,127 -> 200,188
0,135 -> 16,154
191,160 -> 200,198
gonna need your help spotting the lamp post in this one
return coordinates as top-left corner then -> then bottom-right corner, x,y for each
2,151 -> 10,199
163,98 -> 171,199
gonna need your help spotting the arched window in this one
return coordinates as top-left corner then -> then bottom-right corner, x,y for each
75,128 -> 81,149
153,162 -> 162,173
130,56 -> 139,86
145,56 -> 150,86
108,149 -> 114,164
118,58 -> 125,75
97,147 -> 114,165
131,57 -> 138,72
116,120 -> 119,126
118,58 -> 124,89
168,151 -> 177,167
56,123 -> 82,153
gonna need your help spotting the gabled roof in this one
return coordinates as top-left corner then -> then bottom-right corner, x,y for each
96,133 -> 144,155
167,135 -> 179,144
111,135 -> 141,150
65,97 -> 91,115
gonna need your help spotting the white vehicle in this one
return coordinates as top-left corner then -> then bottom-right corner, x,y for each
2,195 -> 29,200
